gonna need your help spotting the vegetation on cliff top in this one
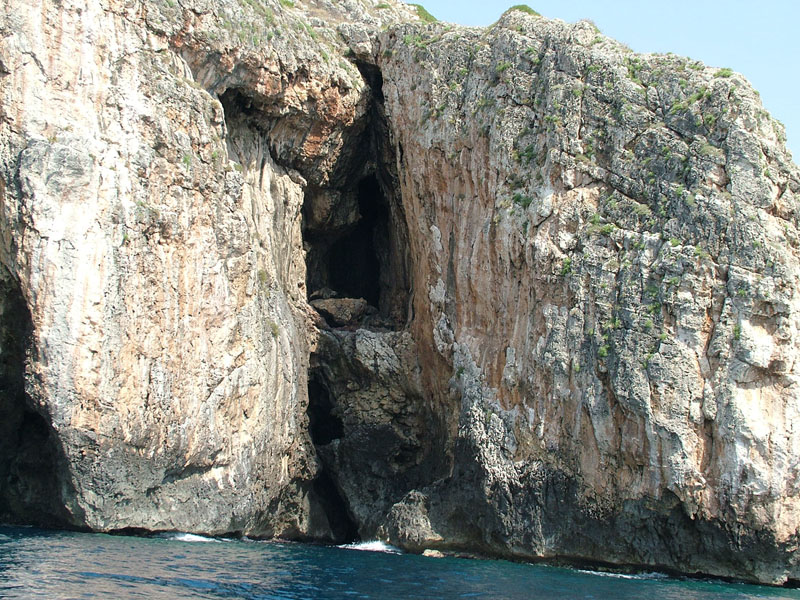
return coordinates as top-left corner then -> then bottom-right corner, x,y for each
409,3 -> 437,23
505,4 -> 541,17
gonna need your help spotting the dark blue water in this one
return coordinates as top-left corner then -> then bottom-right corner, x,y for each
0,527 -> 798,599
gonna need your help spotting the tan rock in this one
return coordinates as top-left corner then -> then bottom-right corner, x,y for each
311,298 -> 372,327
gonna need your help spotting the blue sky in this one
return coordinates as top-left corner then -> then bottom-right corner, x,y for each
410,1 -> 798,161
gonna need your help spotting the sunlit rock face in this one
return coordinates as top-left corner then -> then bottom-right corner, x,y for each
1,0 -> 799,585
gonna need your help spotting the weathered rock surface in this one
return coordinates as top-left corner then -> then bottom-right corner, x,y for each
1,0 -> 799,585
311,297 -> 372,326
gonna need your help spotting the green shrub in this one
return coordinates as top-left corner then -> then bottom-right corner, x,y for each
598,345 -> 609,358
513,193 -> 534,209
496,61 -> 512,73
518,143 -> 535,163
239,0 -> 274,22
506,4 -> 541,16
670,100 -> 688,115
688,86 -> 709,104
699,143 -> 724,159
410,3 -> 437,23
715,67 -> 733,78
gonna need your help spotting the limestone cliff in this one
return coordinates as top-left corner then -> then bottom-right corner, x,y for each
1,0 -> 799,585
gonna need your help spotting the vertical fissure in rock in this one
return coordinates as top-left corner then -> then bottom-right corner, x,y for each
218,59 -> 424,543
301,59 -> 421,542
217,82 -> 366,543
0,269 -> 71,527
303,61 -> 410,331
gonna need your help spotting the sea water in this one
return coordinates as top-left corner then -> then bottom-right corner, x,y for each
0,526 -> 798,599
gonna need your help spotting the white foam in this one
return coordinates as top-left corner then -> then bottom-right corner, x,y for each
577,569 -> 669,581
337,540 -> 403,554
158,532 -> 222,543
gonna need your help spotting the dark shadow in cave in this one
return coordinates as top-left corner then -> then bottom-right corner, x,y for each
0,271 -> 72,528
307,372 -> 358,543
312,468 -> 360,543
219,87 -> 260,124
307,373 -> 343,446
326,175 -> 388,308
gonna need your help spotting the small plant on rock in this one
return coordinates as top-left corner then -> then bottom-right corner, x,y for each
506,4 -> 541,16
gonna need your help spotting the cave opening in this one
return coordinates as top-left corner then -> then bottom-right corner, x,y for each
301,57 -> 410,330
0,270 -> 70,528
312,468 -> 360,543
303,166 -> 408,329
307,373 -> 343,446
326,175 -> 387,308
307,371 -> 358,542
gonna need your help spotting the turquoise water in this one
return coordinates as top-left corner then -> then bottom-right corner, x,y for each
0,527 -> 798,599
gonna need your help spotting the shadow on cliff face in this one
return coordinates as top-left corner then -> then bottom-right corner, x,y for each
0,269 -> 75,528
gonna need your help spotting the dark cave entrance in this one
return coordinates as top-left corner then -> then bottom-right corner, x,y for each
0,270 -> 69,527
303,167 -> 409,329
307,373 -> 344,447
326,175 -> 387,308
307,372 -> 358,542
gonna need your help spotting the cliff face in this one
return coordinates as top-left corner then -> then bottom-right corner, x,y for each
2,0 -> 800,585
376,13 -> 800,583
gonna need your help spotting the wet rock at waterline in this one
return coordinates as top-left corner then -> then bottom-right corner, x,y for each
1,0 -> 799,586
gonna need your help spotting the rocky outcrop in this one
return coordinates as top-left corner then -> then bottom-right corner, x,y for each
2,0 -> 800,585
372,11 -> 800,584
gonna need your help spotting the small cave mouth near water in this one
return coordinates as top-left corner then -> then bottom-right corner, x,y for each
307,374 -> 343,447
307,372 -> 358,543
0,271 -> 70,528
